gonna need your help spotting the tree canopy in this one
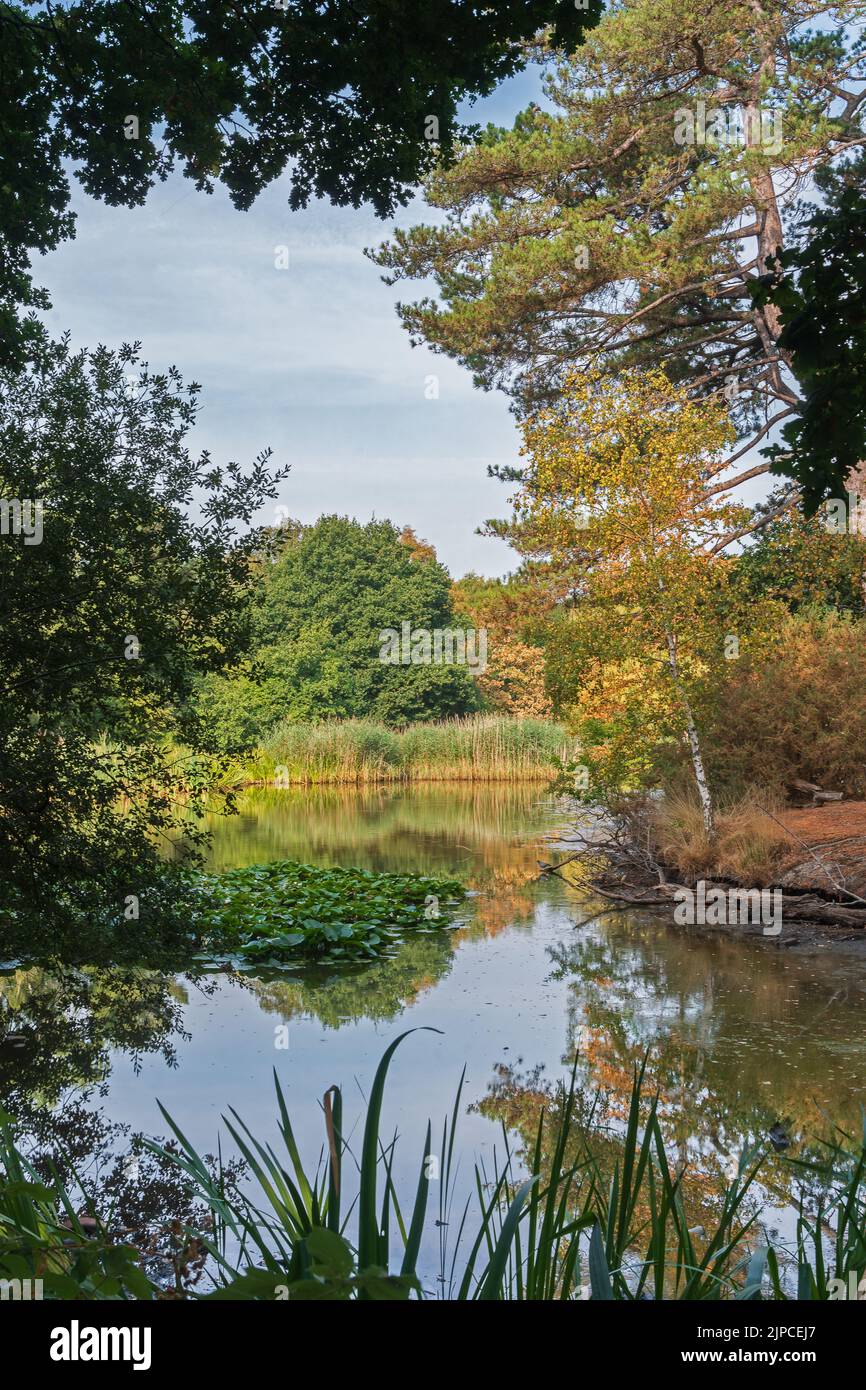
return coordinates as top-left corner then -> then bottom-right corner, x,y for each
507,367 -> 781,823
373,0 -> 866,512
0,0 -> 602,366
0,336 -> 284,954
751,156 -> 866,511
202,515 -> 482,736
736,486 -> 866,613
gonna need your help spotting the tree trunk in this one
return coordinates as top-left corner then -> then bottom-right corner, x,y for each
684,702 -> 716,840
664,628 -> 716,839
741,7 -> 792,382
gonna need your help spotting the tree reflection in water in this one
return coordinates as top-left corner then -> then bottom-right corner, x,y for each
0,963 -> 240,1285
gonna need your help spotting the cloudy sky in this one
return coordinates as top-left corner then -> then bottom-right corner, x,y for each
39,70 -> 551,579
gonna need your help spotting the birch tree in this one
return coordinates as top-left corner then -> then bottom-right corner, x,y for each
512,368 -> 782,831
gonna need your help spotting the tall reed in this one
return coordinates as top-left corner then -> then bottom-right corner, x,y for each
234,716 -> 574,786
3,1033 -> 861,1299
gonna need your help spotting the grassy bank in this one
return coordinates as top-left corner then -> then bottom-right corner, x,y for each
232,716 -> 574,786
648,789 -> 792,885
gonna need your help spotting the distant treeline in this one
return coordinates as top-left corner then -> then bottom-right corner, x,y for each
195,515 -> 552,749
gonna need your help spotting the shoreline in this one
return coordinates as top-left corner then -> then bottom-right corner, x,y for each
543,799 -> 866,954
231,770 -> 560,788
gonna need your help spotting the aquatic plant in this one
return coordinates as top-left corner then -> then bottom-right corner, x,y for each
236,716 -> 573,786
195,862 -> 465,968
3,1034 -> 864,1300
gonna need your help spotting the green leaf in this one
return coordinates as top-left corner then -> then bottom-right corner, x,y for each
304,1227 -> 354,1279
589,1221 -> 614,1300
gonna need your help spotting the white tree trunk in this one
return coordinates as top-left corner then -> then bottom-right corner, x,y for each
664,628 -> 716,839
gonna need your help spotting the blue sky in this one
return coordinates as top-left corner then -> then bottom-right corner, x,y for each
40,69 -> 549,579
38,48 -> 791,578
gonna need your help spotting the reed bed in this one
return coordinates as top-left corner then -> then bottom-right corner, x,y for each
235,716 -> 574,786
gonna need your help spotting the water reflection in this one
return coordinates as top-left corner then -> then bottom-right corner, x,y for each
557,911 -> 866,1126
1,783 -> 864,1259
203,782 -> 552,871
472,902 -> 866,1247
251,931 -> 455,1029
0,963 -> 199,1192
0,966 -> 190,1122
202,782 -> 552,940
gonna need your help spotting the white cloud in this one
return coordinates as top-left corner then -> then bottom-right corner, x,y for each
38,71 -> 549,575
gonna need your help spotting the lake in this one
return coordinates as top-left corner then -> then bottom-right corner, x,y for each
3,782 -> 865,1288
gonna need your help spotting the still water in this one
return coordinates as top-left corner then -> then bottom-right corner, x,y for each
4,783 -> 866,1280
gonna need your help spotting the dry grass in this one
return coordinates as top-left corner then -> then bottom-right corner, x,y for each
650,788 -> 791,886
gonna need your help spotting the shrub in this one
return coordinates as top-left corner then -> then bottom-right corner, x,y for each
701,610 -> 866,800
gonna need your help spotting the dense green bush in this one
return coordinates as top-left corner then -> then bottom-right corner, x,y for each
735,503 -> 866,616
0,340 -> 283,954
199,517 -> 482,745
